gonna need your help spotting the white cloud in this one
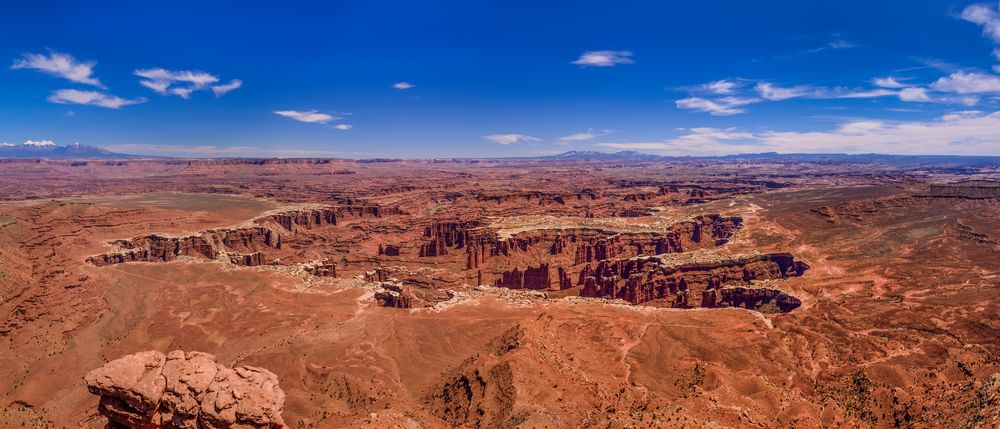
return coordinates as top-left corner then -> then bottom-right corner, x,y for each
135,68 -> 240,98
962,2 -> 1000,44
558,129 -> 610,142
702,79 -> 738,94
333,124 -> 352,130
930,71 -> 1000,94
754,82 -> 813,101
212,79 -> 242,96
676,96 -> 759,116
899,87 -> 931,102
482,134 -> 540,145
873,76 -> 911,88
11,51 -> 103,87
393,82 -> 414,90
599,111 -> 1000,156
571,50 -> 634,67
48,89 -> 146,109
273,110 -> 338,124
830,88 -> 898,98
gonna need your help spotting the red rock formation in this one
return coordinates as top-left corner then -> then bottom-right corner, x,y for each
556,266 -> 572,290
377,244 -> 401,256
87,226 -> 279,267
466,214 -> 743,270
474,191 -> 597,205
424,220 -> 481,248
701,286 -> 802,313
229,251 -> 265,266
85,350 -> 286,429
257,206 -> 404,232
419,237 -> 448,257
87,205 -> 405,267
578,253 -> 808,309
363,267 -> 392,283
374,283 -> 413,308
305,259 -> 336,277
494,264 -> 552,290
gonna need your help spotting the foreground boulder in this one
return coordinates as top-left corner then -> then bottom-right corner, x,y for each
85,350 -> 286,429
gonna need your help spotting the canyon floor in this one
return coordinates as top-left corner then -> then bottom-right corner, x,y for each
1,157 -> 999,428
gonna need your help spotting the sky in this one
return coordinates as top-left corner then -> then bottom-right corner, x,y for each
2,1 -> 1000,158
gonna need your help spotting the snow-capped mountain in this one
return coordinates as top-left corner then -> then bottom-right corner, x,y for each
0,141 -> 137,159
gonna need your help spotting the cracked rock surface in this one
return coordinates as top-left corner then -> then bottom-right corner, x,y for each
85,350 -> 286,429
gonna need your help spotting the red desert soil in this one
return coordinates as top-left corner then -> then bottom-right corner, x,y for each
1,158 -> 999,428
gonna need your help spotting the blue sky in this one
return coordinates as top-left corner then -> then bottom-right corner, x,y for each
2,1 -> 1000,157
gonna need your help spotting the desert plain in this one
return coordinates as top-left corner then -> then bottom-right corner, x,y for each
1,156 -> 999,428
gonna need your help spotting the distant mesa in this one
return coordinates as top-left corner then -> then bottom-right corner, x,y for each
0,141 -> 137,159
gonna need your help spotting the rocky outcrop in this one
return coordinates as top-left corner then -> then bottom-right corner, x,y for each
373,283 -> 414,308
702,286 -> 802,313
256,206 -> 404,232
87,226 -> 278,267
427,326 -> 523,428
494,264 -> 552,290
377,244 -> 401,256
229,252 -> 266,266
419,237 -> 448,257
578,253 -> 808,309
474,191 -> 598,205
85,350 -> 286,429
88,205 -> 402,267
424,221 -> 481,248
928,181 -> 1000,199
304,259 -> 336,277
466,214 -> 743,269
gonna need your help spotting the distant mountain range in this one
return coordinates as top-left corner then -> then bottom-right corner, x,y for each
539,150 -> 660,160
2,143 -> 998,167
0,141 -> 137,159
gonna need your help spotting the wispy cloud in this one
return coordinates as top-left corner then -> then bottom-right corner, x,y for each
678,78 -> 925,116
873,76 -> 911,88
11,51 -> 104,88
676,96 -> 760,116
135,68 -> 240,98
333,124 -> 352,130
571,50 -> 634,67
598,111 -> 1000,156
48,89 -> 146,109
558,129 -> 611,142
393,82 -> 414,90
273,110 -> 339,124
482,134 -> 540,145
767,36 -> 857,61
211,79 -> 242,96
701,79 -> 739,95
754,82 -> 813,101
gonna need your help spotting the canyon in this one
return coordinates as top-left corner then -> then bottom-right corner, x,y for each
0,157 -> 998,428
